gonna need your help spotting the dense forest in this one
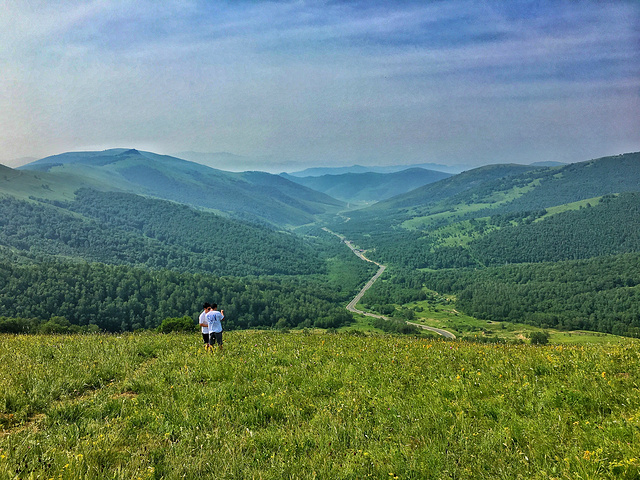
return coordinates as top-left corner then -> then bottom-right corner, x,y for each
356,253 -> 640,337
0,191 -> 325,276
339,192 -> 640,270
0,254 -> 353,333
468,193 -> 640,265
420,253 -> 640,337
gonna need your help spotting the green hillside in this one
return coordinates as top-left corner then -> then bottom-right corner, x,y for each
363,192 -> 640,270
20,149 -> 344,227
0,163 -> 129,202
421,252 -> 640,337
0,191 -> 327,277
335,153 -> 640,257
321,153 -> 640,337
281,167 -> 451,203
0,256 -> 354,332
344,153 -> 640,232
468,193 -> 640,265
368,163 -> 538,212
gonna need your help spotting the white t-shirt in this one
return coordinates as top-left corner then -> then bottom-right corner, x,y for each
199,310 -> 209,334
206,310 -> 224,333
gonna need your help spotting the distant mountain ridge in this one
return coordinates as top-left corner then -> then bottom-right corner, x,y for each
281,168 -> 452,203
18,149 -> 344,227
287,162 -> 463,177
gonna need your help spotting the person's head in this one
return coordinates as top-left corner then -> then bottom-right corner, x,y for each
211,303 -> 218,310
203,302 -> 211,310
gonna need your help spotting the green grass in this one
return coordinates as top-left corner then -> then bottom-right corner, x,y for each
1,332 -> 639,479
535,195 -> 607,222
374,296 -> 631,345
401,181 -> 539,231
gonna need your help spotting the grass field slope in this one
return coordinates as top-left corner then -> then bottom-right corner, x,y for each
1,332 -> 638,479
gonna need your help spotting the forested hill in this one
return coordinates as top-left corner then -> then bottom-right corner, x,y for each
365,163 -> 538,212
468,193 -> 640,265
19,149 -> 343,227
0,257 -> 353,332
338,152 -> 640,234
0,190 -> 326,276
366,192 -> 640,270
280,168 -> 452,203
478,152 -> 640,214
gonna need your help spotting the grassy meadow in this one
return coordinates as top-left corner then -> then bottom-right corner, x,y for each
394,299 -> 631,346
1,331 -> 639,479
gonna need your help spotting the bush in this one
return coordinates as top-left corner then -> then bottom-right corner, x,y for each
157,316 -> 197,333
0,317 -> 40,333
39,316 -> 81,334
372,317 -> 421,335
529,330 -> 550,345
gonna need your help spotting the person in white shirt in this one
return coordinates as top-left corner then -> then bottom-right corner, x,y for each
206,303 -> 225,351
199,303 -> 211,349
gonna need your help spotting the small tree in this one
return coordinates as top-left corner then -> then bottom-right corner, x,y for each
157,316 -> 197,333
529,331 -> 550,345
40,316 -> 78,334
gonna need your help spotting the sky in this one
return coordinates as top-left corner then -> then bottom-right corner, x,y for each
1,0 -> 639,172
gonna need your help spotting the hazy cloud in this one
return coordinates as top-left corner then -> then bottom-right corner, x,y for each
1,0 -> 638,170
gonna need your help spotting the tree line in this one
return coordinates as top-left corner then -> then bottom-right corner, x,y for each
0,256 -> 353,333
420,253 -> 640,337
0,190 -> 325,276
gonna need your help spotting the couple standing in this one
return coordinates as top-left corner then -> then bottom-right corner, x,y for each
199,303 -> 224,350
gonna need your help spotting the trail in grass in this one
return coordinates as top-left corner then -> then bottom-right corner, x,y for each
323,228 -> 456,339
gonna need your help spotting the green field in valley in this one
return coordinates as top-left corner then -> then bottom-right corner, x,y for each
1,332 -> 639,479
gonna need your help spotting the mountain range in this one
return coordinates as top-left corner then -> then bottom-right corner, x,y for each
1,148 -> 639,336
16,148 -> 343,227
280,168 -> 452,203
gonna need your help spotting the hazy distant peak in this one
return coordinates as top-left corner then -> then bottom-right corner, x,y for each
119,148 -> 142,156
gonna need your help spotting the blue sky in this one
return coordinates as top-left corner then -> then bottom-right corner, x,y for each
1,0 -> 638,171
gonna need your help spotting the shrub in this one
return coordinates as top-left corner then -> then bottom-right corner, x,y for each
157,316 -> 197,333
0,317 -> 39,333
529,330 -> 550,345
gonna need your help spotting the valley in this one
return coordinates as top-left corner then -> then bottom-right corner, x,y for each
1,150 -> 640,339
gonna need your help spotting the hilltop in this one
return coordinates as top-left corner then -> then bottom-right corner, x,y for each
19,149 -> 344,227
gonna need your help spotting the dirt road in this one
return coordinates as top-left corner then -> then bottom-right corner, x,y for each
323,228 -> 456,339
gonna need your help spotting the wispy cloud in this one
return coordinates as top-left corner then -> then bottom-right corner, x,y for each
1,0 -> 638,168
